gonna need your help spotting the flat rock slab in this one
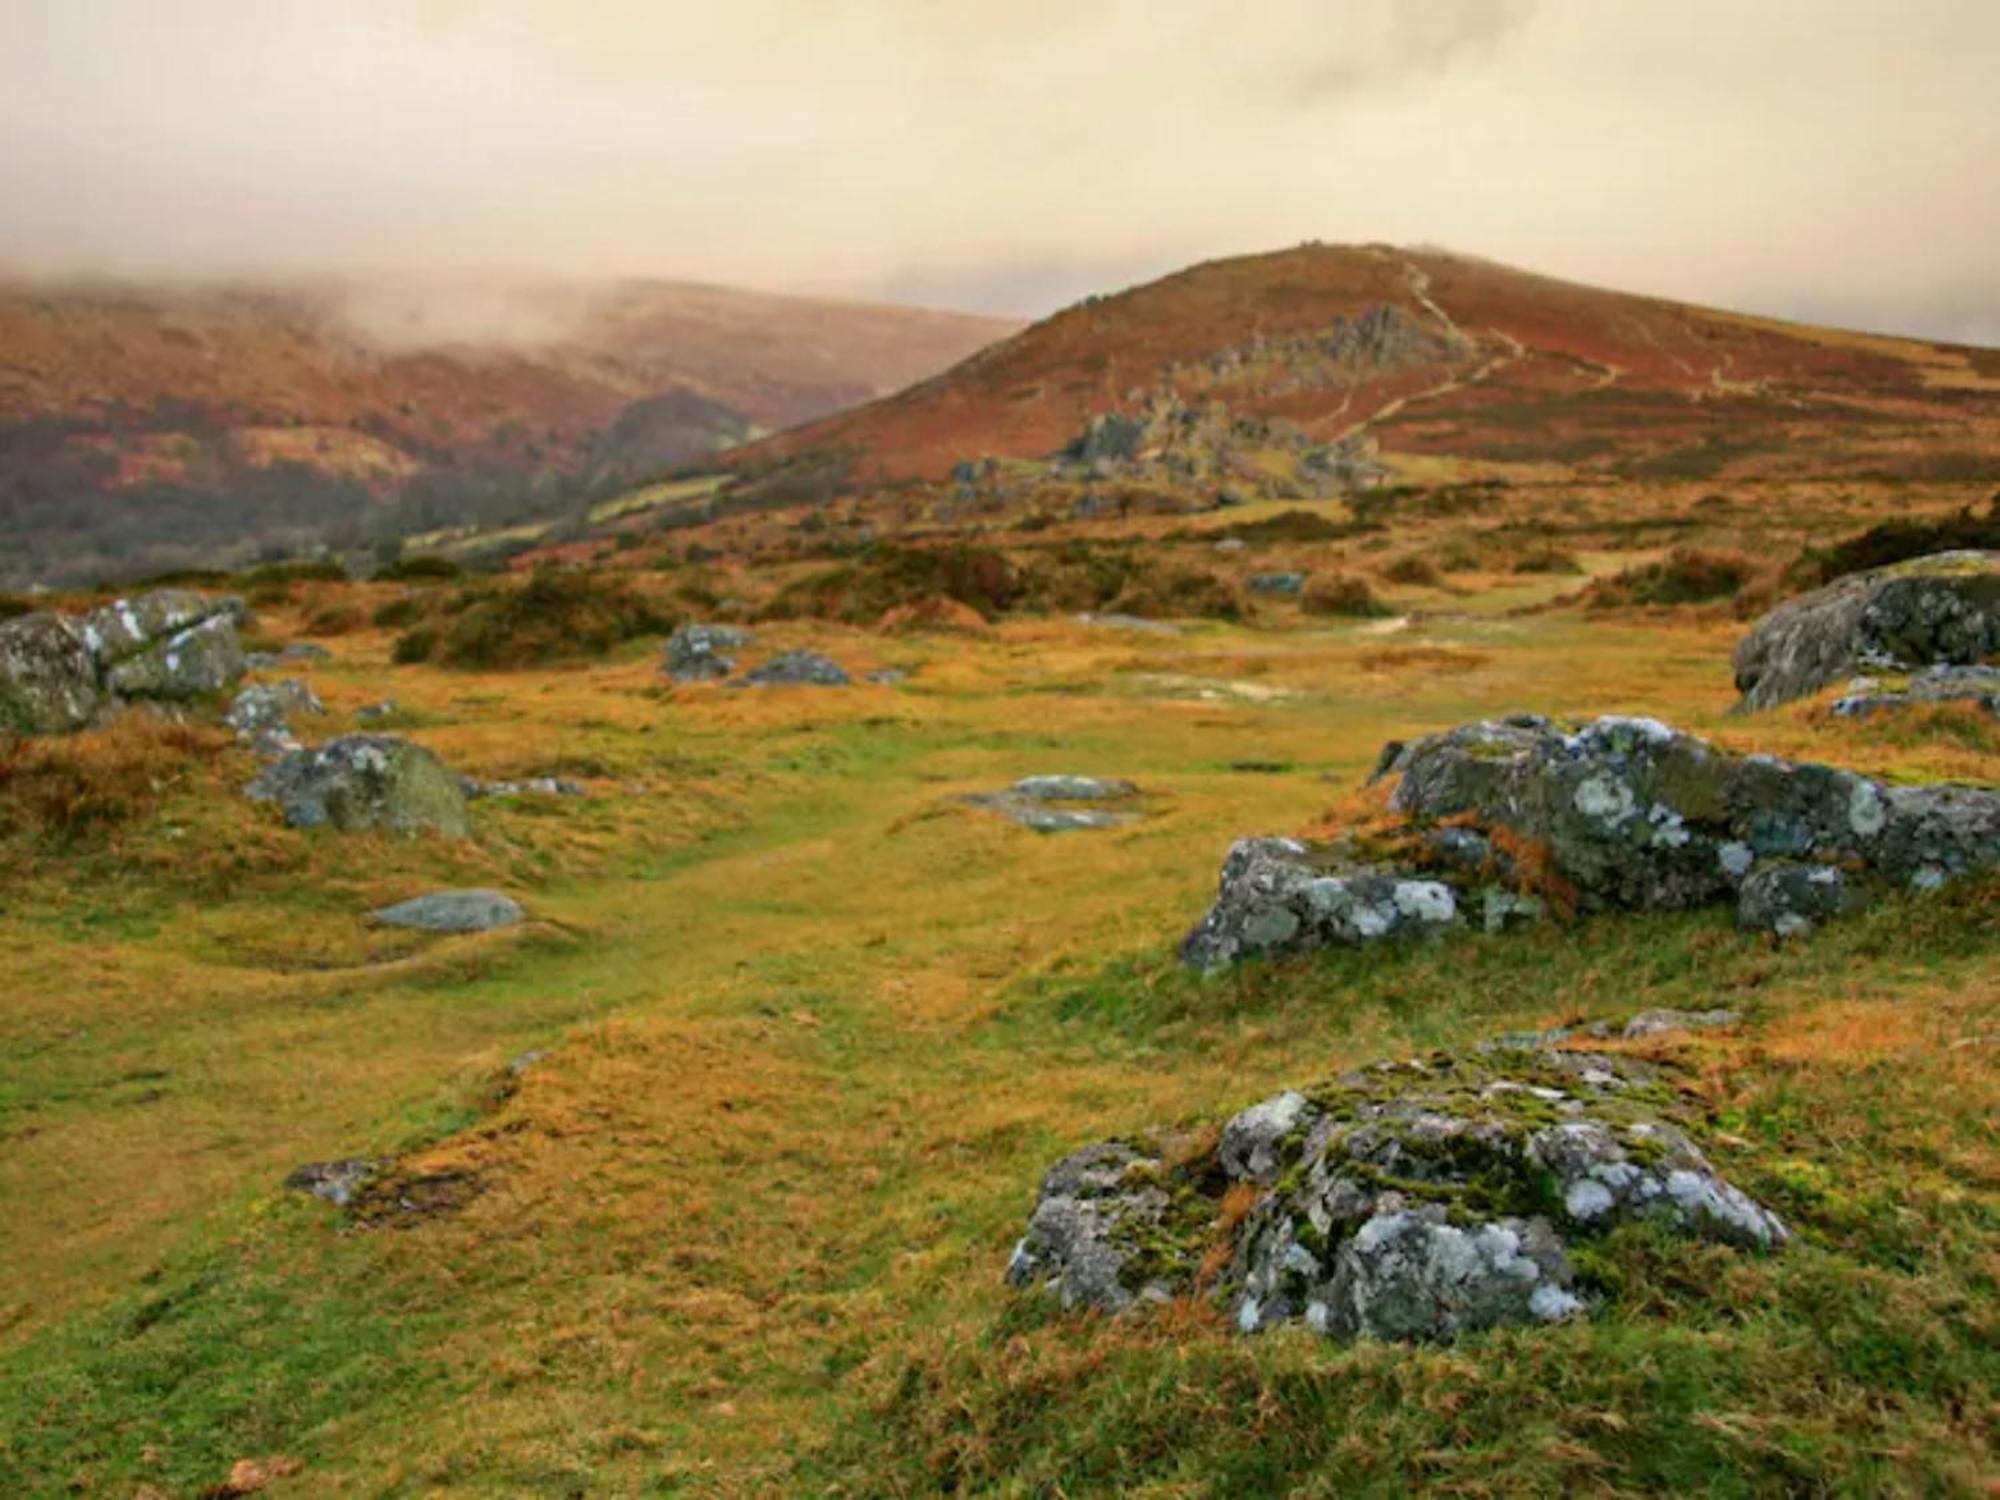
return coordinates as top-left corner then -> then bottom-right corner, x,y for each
736,650 -> 850,687
369,889 -> 526,933
969,775 -> 1141,832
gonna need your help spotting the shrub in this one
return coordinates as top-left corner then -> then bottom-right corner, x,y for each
1217,510 -> 1380,544
1511,544 -> 1585,575
371,595 -> 429,630
1588,547 -> 1759,609
1379,554 -> 1445,587
1799,497 -> 2000,586
1015,543 -> 1243,620
1301,574 -> 1391,618
392,568 -> 676,669
376,555 -> 464,583
303,602 -> 366,636
761,544 -> 1022,624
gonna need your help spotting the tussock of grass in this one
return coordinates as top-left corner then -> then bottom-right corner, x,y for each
0,712 -> 224,849
1300,573 -> 1391,617
1589,546 -> 1763,609
1801,495 -> 2000,586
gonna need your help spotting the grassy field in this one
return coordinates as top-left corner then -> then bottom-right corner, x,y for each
0,501 -> 1995,1495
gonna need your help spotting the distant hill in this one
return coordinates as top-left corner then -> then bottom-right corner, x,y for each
731,244 -> 2000,492
0,277 -> 1015,585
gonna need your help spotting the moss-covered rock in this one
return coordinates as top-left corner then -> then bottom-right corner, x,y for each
245,734 -> 471,837
1007,1021 -> 1785,1344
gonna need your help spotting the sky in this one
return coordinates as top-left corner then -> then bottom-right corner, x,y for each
2,0 -> 1995,343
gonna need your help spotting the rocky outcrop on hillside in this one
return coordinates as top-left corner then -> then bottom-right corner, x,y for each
1180,714 -> 2000,967
1007,1013 -> 1782,1342
663,623 -> 753,682
1831,663 -> 2000,719
1733,551 -> 2000,711
0,589 -> 247,735
246,734 -> 471,836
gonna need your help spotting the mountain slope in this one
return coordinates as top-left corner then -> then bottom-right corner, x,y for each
0,278 -> 1014,584
735,244 -> 2000,488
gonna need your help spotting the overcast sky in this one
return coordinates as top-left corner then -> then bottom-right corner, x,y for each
2,0 -> 1994,343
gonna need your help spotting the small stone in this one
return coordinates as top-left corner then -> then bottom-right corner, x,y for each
285,1159 -> 376,1207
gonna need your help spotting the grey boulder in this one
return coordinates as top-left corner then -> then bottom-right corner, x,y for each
738,649 -> 850,687
0,613 -> 102,735
663,623 -> 753,682
969,774 -> 1142,832
369,888 -> 525,933
246,734 -> 471,836
1733,550 -> 2000,711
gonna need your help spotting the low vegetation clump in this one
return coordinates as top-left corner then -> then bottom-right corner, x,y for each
1213,510 -> 1381,544
0,712 -> 222,849
760,543 -> 1021,624
1588,546 -> 1760,609
1300,573 -> 1391,617
375,555 -> 465,583
391,567 -> 676,668
1798,495 -> 2000,586
1511,543 -> 1585,575
1379,553 -> 1446,587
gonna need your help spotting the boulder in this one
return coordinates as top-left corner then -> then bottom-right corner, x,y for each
461,775 -> 586,800
0,613 -> 102,735
1248,571 -> 1308,597
1737,862 -> 1846,937
1180,837 -> 1458,968
1182,713 -> 2000,966
1008,1031 -> 1784,1343
1831,663 -> 2000,719
663,623 -> 753,682
245,734 -> 471,836
368,889 -> 525,933
1732,551 -> 2000,711
83,590 -> 247,701
738,650 -> 849,687
225,679 -> 325,756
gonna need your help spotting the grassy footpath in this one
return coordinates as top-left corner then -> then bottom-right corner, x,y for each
0,604 -> 1994,1496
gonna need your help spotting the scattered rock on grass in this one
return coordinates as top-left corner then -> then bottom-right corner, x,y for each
663,623 -> 753,682
737,650 -> 850,687
1007,1026 -> 1785,1342
368,888 -> 525,933
969,775 -> 1141,832
285,1158 -> 377,1207
246,733 -> 471,836
461,775 -> 585,800
1248,571 -> 1308,597
225,679 -> 325,756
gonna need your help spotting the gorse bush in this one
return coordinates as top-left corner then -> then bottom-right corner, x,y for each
1800,496 -> 2000,586
1300,573 -> 1391,617
391,567 -> 677,668
1589,546 -> 1760,609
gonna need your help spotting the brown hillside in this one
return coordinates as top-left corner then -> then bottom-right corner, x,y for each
736,244 -> 2000,486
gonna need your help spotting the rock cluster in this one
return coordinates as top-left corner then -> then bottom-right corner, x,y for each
737,650 -> 850,687
1732,550 -> 1999,711
1008,1014 -> 1782,1342
246,734 -> 471,836
1,589 -> 247,735
1181,713 -> 2000,967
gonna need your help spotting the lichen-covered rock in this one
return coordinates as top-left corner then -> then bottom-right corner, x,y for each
245,734 -> 471,836
738,649 -> 849,687
83,590 -> 248,702
1179,837 -> 1459,969
1248,571 -> 1307,597
369,888 -> 524,932
0,612 -> 101,734
225,679 -> 325,756
1831,664 -> 2000,719
1736,862 -> 1846,937
1009,1034 -> 1785,1343
663,623 -> 753,682
1733,550 -> 2000,711
462,775 -> 586,800
1184,712 -> 1998,964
